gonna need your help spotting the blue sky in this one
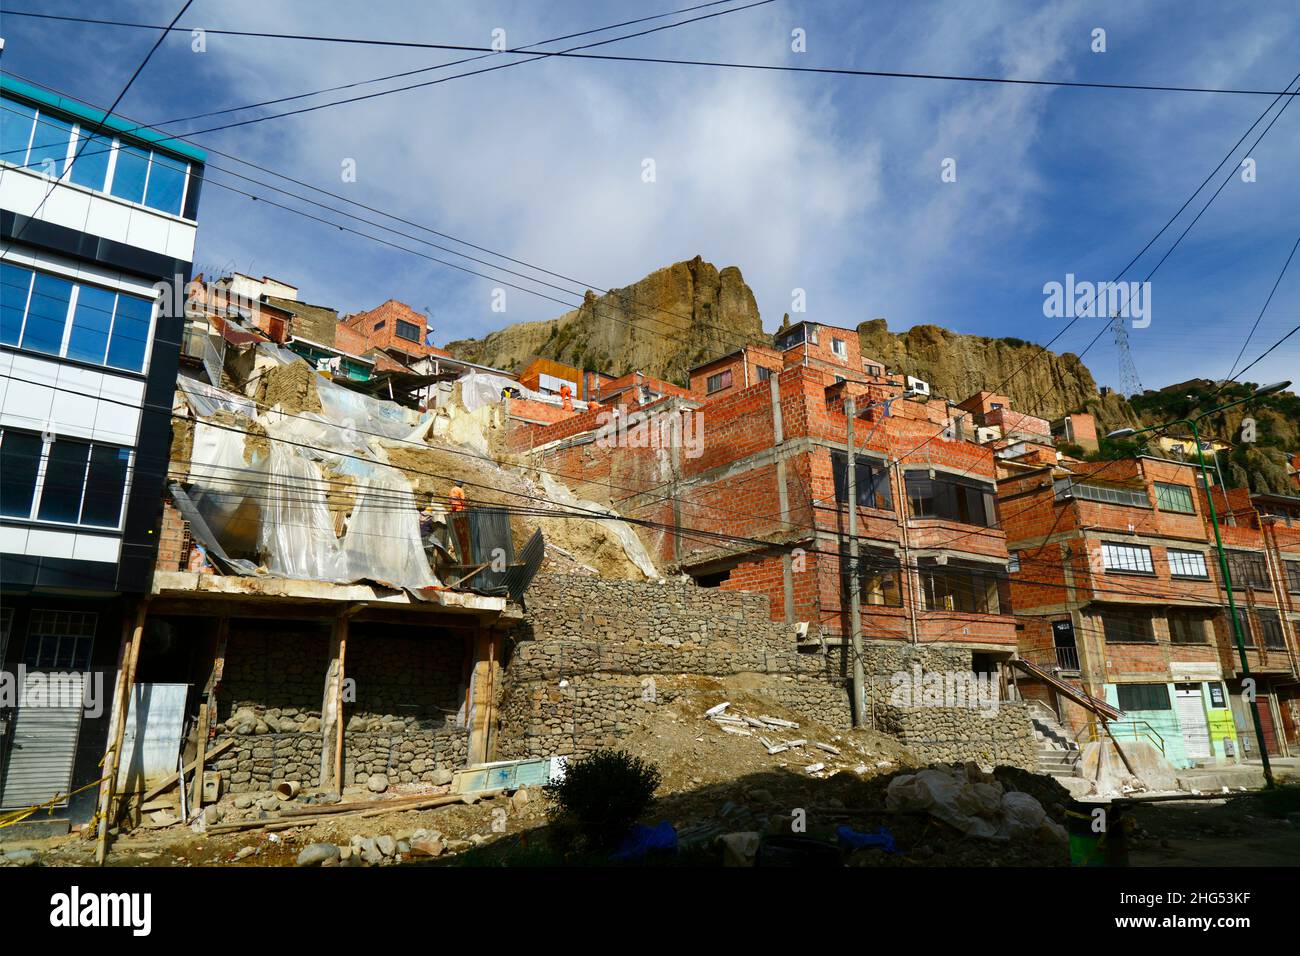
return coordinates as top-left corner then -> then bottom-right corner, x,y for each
2,0 -> 1297,393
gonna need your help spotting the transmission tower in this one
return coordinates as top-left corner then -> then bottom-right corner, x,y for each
1112,313 -> 1143,397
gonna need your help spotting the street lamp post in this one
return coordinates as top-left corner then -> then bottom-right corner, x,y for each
1108,381 -> 1290,788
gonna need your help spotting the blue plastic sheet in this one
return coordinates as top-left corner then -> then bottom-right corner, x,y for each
609,821 -> 678,861
836,824 -> 898,854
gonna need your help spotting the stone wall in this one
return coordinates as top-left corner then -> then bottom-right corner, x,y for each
496,574 -> 851,759
211,624 -> 470,793
863,642 -> 1037,770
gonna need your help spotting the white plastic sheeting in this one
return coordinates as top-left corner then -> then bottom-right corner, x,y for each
340,465 -> 436,587
258,441 -> 348,582
176,355 -> 441,588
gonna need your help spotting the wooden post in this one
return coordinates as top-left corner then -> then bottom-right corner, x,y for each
467,630 -> 501,765
191,615 -> 227,813
319,615 -> 349,793
95,598 -> 149,865
190,703 -> 209,812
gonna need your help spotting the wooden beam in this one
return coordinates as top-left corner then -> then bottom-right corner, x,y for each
466,630 -> 501,765
95,598 -> 149,865
190,702 -> 209,812
319,615 -> 349,793
140,739 -> 236,802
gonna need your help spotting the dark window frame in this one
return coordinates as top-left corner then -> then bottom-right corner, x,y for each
831,451 -> 893,512
395,319 -> 421,342
920,562 -> 1004,615
906,471 -> 998,528
1168,609 -> 1210,645
1100,608 -> 1156,643
1116,683 -> 1171,711
706,369 -> 733,394
1225,549 -> 1270,590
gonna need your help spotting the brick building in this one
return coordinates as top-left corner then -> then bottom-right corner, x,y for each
996,453 -> 1299,767
343,299 -> 449,366
511,326 -> 1019,727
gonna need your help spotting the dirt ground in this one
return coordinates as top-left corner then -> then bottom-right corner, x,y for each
1123,788 -> 1300,866
5,692 -> 1085,868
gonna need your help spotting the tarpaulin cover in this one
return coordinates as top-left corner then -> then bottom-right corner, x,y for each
176,353 -> 441,588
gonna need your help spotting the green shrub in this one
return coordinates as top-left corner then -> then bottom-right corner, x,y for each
544,749 -> 662,850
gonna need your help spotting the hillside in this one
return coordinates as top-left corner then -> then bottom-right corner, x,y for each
1086,379 -> 1300,496
444,256 -> 767,383
855,319 -> 1099,421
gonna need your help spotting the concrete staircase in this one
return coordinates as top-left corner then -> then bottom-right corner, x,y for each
1026,701 -> 1082,778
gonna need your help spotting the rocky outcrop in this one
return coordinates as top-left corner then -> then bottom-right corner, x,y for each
856,319 -> 1099,420
445,256 -> 766,384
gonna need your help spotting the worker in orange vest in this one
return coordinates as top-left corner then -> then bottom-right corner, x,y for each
448,484 -> 466,512
559,382 -> 573,411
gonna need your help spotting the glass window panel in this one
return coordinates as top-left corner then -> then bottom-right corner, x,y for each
1167,549 -> 1208,578
81,445 -> 130,527
0,431 -> 43,517
68,129 -> 113,191
1154,482 -> 1194,514
0,261 -> 33,346
26,112 -> 73,177
66,284 -> 116,364
0,98 -> 36,165
110,143 -> 149,204
36,440 -> 89,523
20,272 -> 73,355
144,151 -> 186,215
105,292 -> 153,372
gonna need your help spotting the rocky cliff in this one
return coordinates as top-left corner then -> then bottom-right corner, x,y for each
855,319 -> 1099,420
444,256 -> 767,384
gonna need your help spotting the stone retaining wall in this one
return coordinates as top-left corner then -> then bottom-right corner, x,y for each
210,728 -> 469,793
496,574 -> 851,759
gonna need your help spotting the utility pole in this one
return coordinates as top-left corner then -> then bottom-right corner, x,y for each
845,397 -> 865,727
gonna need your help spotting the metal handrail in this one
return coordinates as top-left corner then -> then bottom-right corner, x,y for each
1075,720 -> 1166,756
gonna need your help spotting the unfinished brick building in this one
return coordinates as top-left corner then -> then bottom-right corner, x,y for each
511,324 -> 1021,730
996,453 -> 1300,768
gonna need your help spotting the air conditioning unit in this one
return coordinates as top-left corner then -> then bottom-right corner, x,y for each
904,376 -> 931,398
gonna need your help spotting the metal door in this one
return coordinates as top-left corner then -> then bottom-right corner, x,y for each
1174,683 -> 1211,760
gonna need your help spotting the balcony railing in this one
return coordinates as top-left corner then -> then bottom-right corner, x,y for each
1054,646 -> 1080,671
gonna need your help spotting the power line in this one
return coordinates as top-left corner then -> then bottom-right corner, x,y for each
8,10 -> 1300,98
152,0 -> 748,127
1,0 -> 196,257
1224,235 -> 1300,382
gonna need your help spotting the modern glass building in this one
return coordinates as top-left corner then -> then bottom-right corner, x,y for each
0,76 -> 205,819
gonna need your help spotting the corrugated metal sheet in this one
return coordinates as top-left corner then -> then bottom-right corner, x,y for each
0,673 -> 85,810
117,684 -> 189,792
